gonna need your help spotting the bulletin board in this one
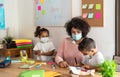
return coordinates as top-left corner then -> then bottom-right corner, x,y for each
0,0 -> 5,29
82,0 -> 104,27
34,0 -> 72,26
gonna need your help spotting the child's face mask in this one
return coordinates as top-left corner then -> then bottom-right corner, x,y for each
72,33 -> 82,41
40,37 -> 49,43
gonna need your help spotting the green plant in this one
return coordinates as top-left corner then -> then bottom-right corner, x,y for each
98,60 -> 117,77
4,36 -> 13,44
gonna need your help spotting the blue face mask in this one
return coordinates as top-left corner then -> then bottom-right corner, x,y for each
72,33 -> 82,41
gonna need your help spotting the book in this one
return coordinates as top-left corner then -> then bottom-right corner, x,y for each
19,70 -> 44,77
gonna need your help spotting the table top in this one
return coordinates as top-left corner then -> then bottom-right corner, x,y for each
0,62 -> 120,77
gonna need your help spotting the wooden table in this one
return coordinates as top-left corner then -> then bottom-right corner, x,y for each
5,47 -> 33,58
0,62 -> 120,77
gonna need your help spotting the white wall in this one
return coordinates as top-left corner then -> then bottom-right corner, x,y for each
18,0 -> 35,39
88,0 -> 115,59
0,0 -> 115,59
0,0 -> 19,41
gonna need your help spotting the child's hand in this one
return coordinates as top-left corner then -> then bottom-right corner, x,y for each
81,65 -> 90,69
35,50 -> 42,56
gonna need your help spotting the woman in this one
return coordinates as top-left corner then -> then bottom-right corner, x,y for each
55,17 -> 91,68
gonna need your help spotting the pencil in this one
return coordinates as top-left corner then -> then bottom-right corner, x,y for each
74,57 -> 78,65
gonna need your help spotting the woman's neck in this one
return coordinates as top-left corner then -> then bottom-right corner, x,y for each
75,38 -> 83,45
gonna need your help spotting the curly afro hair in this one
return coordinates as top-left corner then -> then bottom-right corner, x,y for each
65,17 -> 90,38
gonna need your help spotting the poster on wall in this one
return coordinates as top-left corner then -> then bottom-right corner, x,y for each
0,0 -> 5,29
34,0 -> 72,26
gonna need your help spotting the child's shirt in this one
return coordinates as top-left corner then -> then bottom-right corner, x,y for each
33,41 -> 55,61
82,52 -> 104,66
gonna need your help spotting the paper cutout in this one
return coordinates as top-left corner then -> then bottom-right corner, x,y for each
69,66 -> 81,75
45,71 -> 61,77
96,12 -> 101,19
11,60 -> 21,63
47,61 -> 55,65
69,66 -> 95,76
82,13 -> 88,18
96,4 -> 101,10
88,4 -> 94,9
19,70 -> 44,77
35,62 -> 46,65
34,0 -> 38,4
19,64 -> 36,69
41,10 -> 46,15
38,5 -> 41,11
40,0 -> 44,4
88,13 -> 94,18
82,4 -> 87,9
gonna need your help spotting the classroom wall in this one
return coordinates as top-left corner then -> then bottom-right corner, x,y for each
0,0 -> 19,41
1,0 -> 115,59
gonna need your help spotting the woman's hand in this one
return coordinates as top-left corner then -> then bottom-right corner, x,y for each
73,63 -> 80,67
59,61 -> 69,68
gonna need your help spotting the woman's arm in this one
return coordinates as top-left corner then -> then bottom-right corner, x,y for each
55,39 -> 65,64
55,39 -> 69,67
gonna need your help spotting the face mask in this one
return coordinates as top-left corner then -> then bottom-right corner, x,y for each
40,37 -> 49,43
72,33 -> 82,41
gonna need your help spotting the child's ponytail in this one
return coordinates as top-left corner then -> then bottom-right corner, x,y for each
34,26 -> 41,37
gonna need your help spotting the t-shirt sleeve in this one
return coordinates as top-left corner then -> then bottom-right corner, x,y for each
88,52 -> 104,66
96,53 -> 104,65
33,43 -> 41,51
55,39 -> 65,64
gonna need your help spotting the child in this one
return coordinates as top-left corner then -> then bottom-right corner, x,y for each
78,38 -> 104,69
33,27 -> 55,61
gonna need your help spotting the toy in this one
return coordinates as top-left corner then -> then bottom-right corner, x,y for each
0,56 -> 11,68
35,64 -> 41,69
20,50 -> 28,62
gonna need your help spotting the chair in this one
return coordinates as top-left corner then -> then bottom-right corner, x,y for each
113,55 -> 120,64
113,55 -> 120,72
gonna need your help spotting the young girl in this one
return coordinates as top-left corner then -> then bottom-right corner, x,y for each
33,26 -> 55,61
